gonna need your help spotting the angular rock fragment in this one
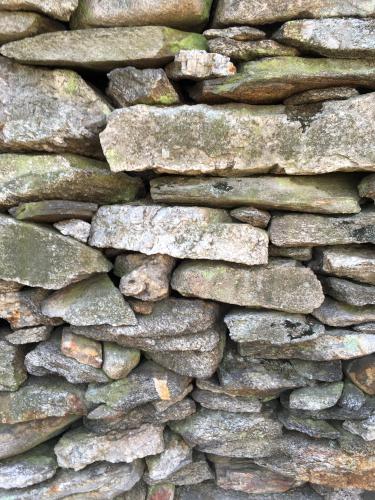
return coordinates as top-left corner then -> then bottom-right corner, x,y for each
0,154 -> 142,209
116,253 -> 175,302
204,26 -> 266,41
192,389 -> 261,413
230,207 -> 270,228
102,342 -> 140,380
41,274 -> 136,326
270,208 -> 375,247
61,329 -> 102,368
0,26 -> 208,71
166,50 -> 236,80
284,87 -> 360,105
54,219 -> 91,243
71,0 -> 213,30
339,381 -> 366,411
290,360 -> 342,382
289,382 -> 344,411
343,416 -> 375,441
4,325 -> 52,345
346,355 -> 375,395
172,261 -> 324,314
55,424 -> 164,471
163,451 -> 213,486
320,277 -> 375,306
0,11 -> 63,44
107,67 -> 180,107
274,19 -> 375,59
90,204 -> 268,266
0,0 -> 78,21
152,175 -> 360,214
207,38 -> 299,61
278,411 -> 341,440
0,340 -> 26,391
312,297 -> 375,327
9,200 -> 98,223
359,173 -> 375,199
269,246 -> 312,261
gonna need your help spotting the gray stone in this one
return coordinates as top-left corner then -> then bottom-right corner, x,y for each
0,57 -> 112,157
9,200 -> 97,223
90,204 -> 268,266
107,67 -> 180,107
0,11 -> 63,44
204,26 -> 266,41
354,322 -> 375,333
0,26 -> 208,71
359,173 -> 375,199
343,416 -> 375,441
151,174 -> 360,214
339,381 -> 366,411
0,0 -> 78,21
147,484 -> 175,500
312,297 -> 375,327
5,325 -> 52,344
163,451 -> 213,486
55,424 -> 164,471
54,219 -> 91,243
230,207 -> 271,228
284,87 -> 359,106
290,359 -> 343,382
271,207 -> 375,247
102,343 -> 140,380
0,281 -> 22,293
207,38 -> 299,61
166,49 -> 236,80
320,276 -> 375,306
41,274 -> 136,326
269,246 -> 313,261
171,260 -> 324,314
274,19 -> 375,59
0,340 -> 26,391
278,411 -> 341,440
346,355 -> 375,395
289,382 -> 344,411
61,329 -> 102,368
192,389 -> 262,413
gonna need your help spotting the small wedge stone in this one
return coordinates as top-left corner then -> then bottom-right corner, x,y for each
346,355 -> 375,395
0,0 -> 78,21
61,329 -> 102,368
166,49 -> 236,80
102,343 -> 140,380
54,219 -> 91,243
207,38 -> 299,61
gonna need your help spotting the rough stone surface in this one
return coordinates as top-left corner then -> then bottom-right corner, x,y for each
61,329 -> 102,368
346,355 -> 375,395
54,219 -> 91,243
9,200 -> 98,223
269,246 -> 313,261
339,381 -> 366,411
289,382 -> 344,411
1,27 -> 208,71
284,87 -> 360,105
0,0 -> 79,21
320,276 -> 375,306
278,411 -> 341,439
102,342 -> 140,380
230,207 -> 271,228
204,26 -> 266,41
192,389 -> 261,413
0,11 -> 63,44
343,416 -> 375,441
0,340 -> 27,391
4,325 -> 52,345
207,38 -> 299,61
166,50 -> 236,80
359,173 -> 375,200
312,297 -> 375,327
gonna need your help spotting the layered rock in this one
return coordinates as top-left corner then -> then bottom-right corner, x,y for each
0,11 -> 63,44
0,0 -> 79,21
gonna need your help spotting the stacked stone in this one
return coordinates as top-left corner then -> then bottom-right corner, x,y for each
0,0 -> 374,498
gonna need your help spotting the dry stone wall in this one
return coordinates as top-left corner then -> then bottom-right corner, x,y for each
0,1 -> 375,498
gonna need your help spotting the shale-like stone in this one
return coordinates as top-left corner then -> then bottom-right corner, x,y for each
278,411 -> 341,440
147,484 -> 175,500
54,219 -> 91,243
164,451 -> 214,486
41,274 -> 136,327
289,382 -> 344,411
90,204 -> 268,266
0,376 -> 86,424
274,19 -> 375,59
343,416 -> 375,442
0,0 -> 79,21
9,200 -> 98,223
0,340 -> 26,391
284,87 -> 360,105
320,277 -> 375,306
269,246 -> 313,261
291,360 -> 343,382
354,322 -> 375,333
310,246 -> 375,285
192,389 -> 261,413
1,27 -> 208,71
204,26 -> 266,41
117,253 -> 175,302
102,343 -> 140,380
55,424 -> 164,471
166,50 -> 236,80
230,207 -> 271,228
339,381 -> 366,411
71,0 -> 213,30
171,261 -> 324,314
312,297 -> 375,327
5,325 -> 52,345
207,38 -> 299,61
346,355 -> 375,395
107,67 -> 180,107
0,154 -> 142,209
61,329 -> 102,368
103,94 -> 375,176
151,175 -> 360,214
270,208 -> 375,247
0,11 -> 63,44
0,58 -> 112,157
0,443 -> 57,490
191,58 -> 375,104
213,0 -> 375,27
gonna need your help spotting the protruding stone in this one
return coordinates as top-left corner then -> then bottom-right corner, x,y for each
41,274 -> 136,326
61,329 -> 102,368
102,343 -> 140,380
4,325 -> 52,345
0,340 -> 26,391
0,0 -> 79,21
207,38 -> 299,61
0,26 -> 208,71
147,484 -> 175,500
0,11 -> 64,44
172,260 -> 324,314
107,67 -> 180,107
192,389 -> 261,413
284,87 -> 359,106
54,219 -> 91,243
346,355 -> 375,395
166,50 -> 236,80
289,382 -> 344,411
230,207 -> 271,228
320,276 -> 375,306
312,297 -> 375,327
9,200 -> 98,223
204,26 -> 266,41
90,204 -> 268,266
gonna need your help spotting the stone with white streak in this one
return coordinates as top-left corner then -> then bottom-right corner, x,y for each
166,50 -> 236,80
54,219 -> 91,243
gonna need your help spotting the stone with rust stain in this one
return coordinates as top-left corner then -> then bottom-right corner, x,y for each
284,87 -> 359,106
102,343 -> 140,380
166,50 -> 236,80
61,329 -> 102,368
0,340 -> 26,391
0,11 -> 64,44
312,297 -> 375,327
207,38 -> 299,62
346,355 -> 375,395
192,388 -> 261,414
9,200 -> 98,223
0,0 -> 78,21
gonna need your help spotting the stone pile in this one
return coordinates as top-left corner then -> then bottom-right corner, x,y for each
0,0 -> 374,498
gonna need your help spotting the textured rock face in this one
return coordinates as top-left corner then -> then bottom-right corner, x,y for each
101,94 -> 375,175
0,11 -> 64,44
284,87 -> 359,105
207,38 -> 299,62
0,340 -> 27,391
9,200 -> 98,223
0,1 -> 79,21
166,49 -> 236,80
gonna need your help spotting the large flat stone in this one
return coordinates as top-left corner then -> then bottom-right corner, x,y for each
71,0 -> 213,30
0,215 -> 111,289
0,0 -> 78,21
90,204 -> 268,266
0,26 -> 207,71
0,11 -> 63,44
151,174 -> 360,214
101,93 -> 375,175
171,261 -> 324,314
0,57 -> 111,157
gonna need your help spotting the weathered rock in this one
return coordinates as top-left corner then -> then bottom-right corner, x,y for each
0,281 -> 22,293
343,415 -> 375,441
104,92 -> 375,176
0,443 -> 57,490
122,480 -> 147,500
359,173 -> 375,200
278,411 -> 341,440
354,322 -> 375,333
61,329 -> 102,368
152,175 -> 360,214
289,382 -> 343,411
9,200 -> 97,223
0,154 -> 142,209
166,50 -> 236,80
153,385 -> 193,413
207,38 -> 299,61
147,484 -> 175,500
213,0 -> 375,27
339,381 -> 366,411
0,340 -> 26,391
0,11 -> 63,44
25,333 -> 110,384
312,297 -> 375,327
54,219 -> 91,243
270,208 -> 375,247
204,26 -> 266,41
128,299 -> 155,316
107,67 -> 180,107
230,207 -> 271,228
159,451 -> 213,486
346,355 -> 375,395
0,460 -> 144,499
55,424 -> 164,471
274,19 -> 375,59
269,246 -> 313,261
41,274 -> 136,326
117,253 -> 175,302
1,27 -> 208,71
320,276 -> 375,306
192,389 -> 261,413
0,376 -> 86,424
0,0 -> 78,21
191,58 -> 375,104
102,342 -> 140,380
290,359 -> 343,382
85,361 -> 191,411
90,204 -> 268,266
4,325 -> 52,345
284,87 -> 360,105
71,0 -> 213,30
0,57 -> 112,157
171,261 -> 324,314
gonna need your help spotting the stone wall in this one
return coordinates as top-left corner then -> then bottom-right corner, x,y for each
0,1 -> 374,498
